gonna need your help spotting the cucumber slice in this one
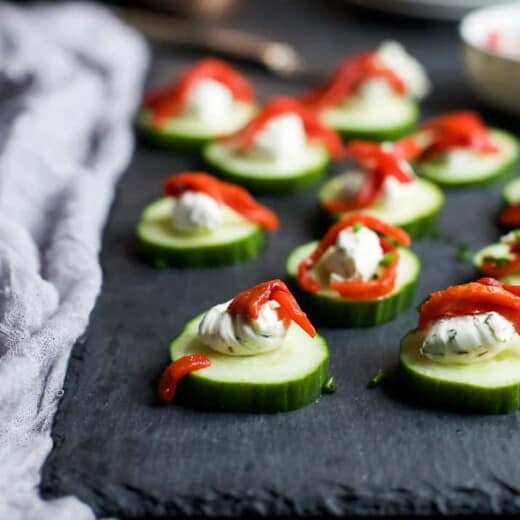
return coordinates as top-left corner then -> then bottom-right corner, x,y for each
473,242 -> 520,284
399,329 -> 520,414
137,103 -> 256,149
137,198 -> 264,268
203,142 -> 330,194
320,96 -> 419,142
318,177 -> 444,239
503,177 -> 520,206
286,243 -> 420,327
170,314 -> 330,413
415,129 -> 519,188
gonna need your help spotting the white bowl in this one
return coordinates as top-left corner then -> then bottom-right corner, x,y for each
460,2 -> 520,115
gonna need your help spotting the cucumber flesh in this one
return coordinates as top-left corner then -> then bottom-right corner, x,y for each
318,177 -> 443,239
321,95 -> 418,142
399,329 -> 520,414
138,103 -> 256,148
473,242 -> 520,284
203,142 -> 329,194
137,198 -> 264,268
286,243 -> 420,327
503,177 -> 520,205
415,129 -> 519,187
170,314 -> 330,413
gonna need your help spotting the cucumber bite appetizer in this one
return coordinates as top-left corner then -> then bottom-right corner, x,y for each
137,172 -> 278,268
138,59 -> 257,148
400,277 -> 520,413
319,138 -> 444,238
287,214 -> 420,327
300,41 -> 430,141
157,279 -> 331,413
499,177 -> 520,227
413,111 -> 519,187
474,230 -> 520,284
203,97 -> 343,194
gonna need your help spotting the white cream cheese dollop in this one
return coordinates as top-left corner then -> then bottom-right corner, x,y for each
358,78 -> 395,104
443,148 -> 482,170
172,191 -> 222,233
421,312 -> 515,364
198,299 -> 289,356
185,78 -> 234,125
252,113 -> 307,165
323,225 -> 384,283
376,40 -> 431,99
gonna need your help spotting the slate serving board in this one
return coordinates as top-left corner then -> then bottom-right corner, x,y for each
41,1 -> 520,517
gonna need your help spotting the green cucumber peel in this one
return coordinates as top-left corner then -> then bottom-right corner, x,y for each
170,314 -> 331,413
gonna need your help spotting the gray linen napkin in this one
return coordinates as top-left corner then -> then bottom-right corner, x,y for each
0,3 -> 148,518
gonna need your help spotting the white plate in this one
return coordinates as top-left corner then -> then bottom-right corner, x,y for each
347,0 -> 513,20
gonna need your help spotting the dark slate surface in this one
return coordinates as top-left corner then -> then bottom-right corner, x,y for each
41,1 -> 520,517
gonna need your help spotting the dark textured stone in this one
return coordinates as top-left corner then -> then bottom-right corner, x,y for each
41,1 -> 520,517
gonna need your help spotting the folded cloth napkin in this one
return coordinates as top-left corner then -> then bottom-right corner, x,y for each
0,3 -> 148,518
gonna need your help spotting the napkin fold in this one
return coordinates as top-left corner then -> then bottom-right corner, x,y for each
0,3 -> 148,518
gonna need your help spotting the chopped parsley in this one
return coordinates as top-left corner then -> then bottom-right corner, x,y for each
322,376 -> 337,394
483,255 -> 511,267
379,252 -> 397,267
352,222 -> 362,233
456,241 -> 473,262
447,329 -> 457,342
367,369 -> 386,389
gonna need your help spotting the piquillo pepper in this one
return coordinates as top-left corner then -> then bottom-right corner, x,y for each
297,214 -> 410,299
158,354 -> 211,402
221,97 -> 344,159
300,52 -> 406,111
163,172 -> 279,231
227,279 -> 316,337
322,137 -> 421,213
418,277 -> 520,333
420,111 -> 499,157
143,59 -> 254,125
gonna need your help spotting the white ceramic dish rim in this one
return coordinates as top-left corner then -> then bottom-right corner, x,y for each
460,2 -> 520,65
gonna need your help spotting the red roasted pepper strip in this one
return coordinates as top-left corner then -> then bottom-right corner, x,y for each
500,204 -> 520,227
300,52 -> 406,111
297,214 -> 410,296
418,278 -> 520,333
227,279 -> 316,337
420,111 -> 499,157
158,354 -> 211,402
143,58 -> 254,125
163,172 -> 279,231
221,97 -> 344,159
322,138 -> 420,213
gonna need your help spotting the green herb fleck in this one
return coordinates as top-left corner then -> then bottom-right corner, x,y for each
447,329 -> 457,341
367,369 -> 386,389
322,376 -> 337,394
456,241 -> 473,262
379,252 -> 397,267
352,222 -> 362,233
483,255 -> 511,267
513,229 -> 520,241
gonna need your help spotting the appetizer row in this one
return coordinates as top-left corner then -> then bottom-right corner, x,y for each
138,174 -> 419,326
138,53 -> 518,194
159,276 -> 520,415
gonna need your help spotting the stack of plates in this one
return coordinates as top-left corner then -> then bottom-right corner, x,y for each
347,0 -> 513,20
